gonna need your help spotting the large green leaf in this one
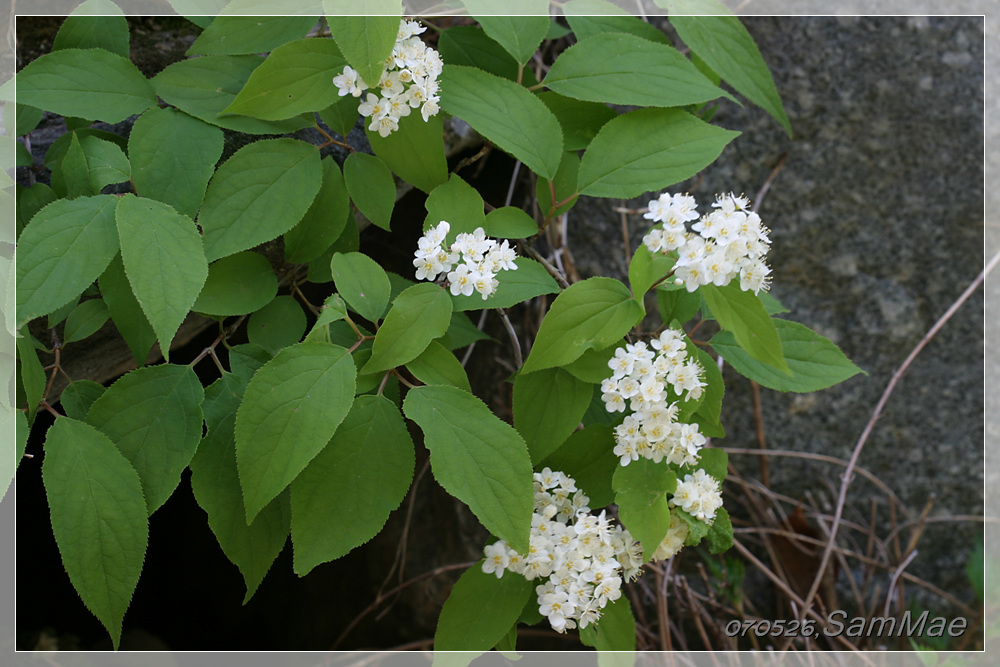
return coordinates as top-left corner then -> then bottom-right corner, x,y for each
465,2 -> 551,66
327,16 -> 399,88
543,32 -> 729,108
235,341 -> 356,523
115,195 -> 208,360
199,138 -> 322,261
17,48 -> 155,123
329,251 -> 391,323
405,340 -> 472,393
520,277 -> 644,374
53,3 -> 130,57
284,157 -> 350,263
366,113 -> 448,194
128,107 -> 225,220
629,243 -> 676,299
670,13 -> 792,136
539,424 -> 618,509
73,135 -> 131,193
403,385 -> 533,553
434,562 -> 533,653
188,16 -> 319,56
700,282 -> 789,373
578,595 -> 637,652
16,335 -> 45,423
98,254 -> 156,366
512,367 -> 592,464
50,132 -> 91,199
63,298 -> 110,344
193,251 -> 278,317
437,25 -> 524,83
563,0 -> 671,44
42,417 -> 148,650
16,195 -> 118,328
439,65 -> 562,180
577,108 -> 740,198
362,283 -> 453,374
449,258 -> 560,312
246,295 -> 307,355
224,38 -> 347,120
342,151 -> 395,231
423,173 -> 485,237
59,380 -> 106,421
86,364 -> 205,514
290,394 -> 414,575
537,91 -> 617,151
153,55 -> 314,135
613,458 -> 676,562
710,318 -> 864,392
189,373 -> 290,603
483,206 -> 538,240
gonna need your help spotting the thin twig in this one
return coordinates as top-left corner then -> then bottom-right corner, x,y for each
799,249 -> 1000,621
882,549 -> 920,617
495,308 -> 523,369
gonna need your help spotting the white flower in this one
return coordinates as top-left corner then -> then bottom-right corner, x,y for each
483,541 -> 510,578
333,65 -> 365,97
448,264 -> 475,297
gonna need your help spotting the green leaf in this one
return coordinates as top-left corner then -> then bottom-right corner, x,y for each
362,283 -> 453,374
128,107 -> 225,220
539,424 -> 618,509
629,244 -> 676,300
193,251 -> 278,317
561,345 -> 616,385
9,102 -> 44,136
449,257 -> 559,312
48,297 -> 79,329
563,0 -> 671,44
63,298 -> 109,344
445,311 -> 494,350
235,341 -> 357,522
967,540 -> 985,602
691,345 -> 725,438
466,6 -> 551,66
434,562 -> 533,656
224,38 -> 347,120
16,183 -> 57,234
153,55 -> 314,135
342,151 -> 395,231
290,394 -> 414,575
673,507 -> 710,547
403,385 -> 534,553
329,251 -> 391,323
51,131 -> 91,199
537,91 -> 617,151
438,26 -> 524,83
406,340 -> 472,393
613,458 -> 675,562
657,284 -> 701,326
16,335 -> 45,422
189,373 -> 290,603
17,48 -> 156,123
423,173 -> 485,237
284,157 -> 350,263
513,367 -> 592,464
188,16 -> 319,56
700,282 -> 789,373
484,207 -> 537,239
536,150 -> 580,218
706,507 -> 733,554
578,596 -> 636,652
694,447 -> 728,483
77,135 -> 131,192
543,32 -> 730,108
246,295 -> 307,355
328,16 -> 400,89
577,108 -> 740,198
99,254 -> 156,366
59,380 -> 106,421
439,65 -> 563,180
228,343 -> 272,381
521,277 -> 644,374
53,4 -> 130,58
16,195 -> 119,328
318,94 -> 360,137
366,113 -> 448,194
86,364 -> 205,514
710,318 -> 864,392
116,195 -> 208,361
669,14 -> 792,136
42,417 -> 148,650
199,138 -> 323,261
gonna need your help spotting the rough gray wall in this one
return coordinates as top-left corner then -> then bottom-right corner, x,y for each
569,16 -> 984,611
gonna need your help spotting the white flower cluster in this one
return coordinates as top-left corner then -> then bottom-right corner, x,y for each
642,192 -> 772,294
332,19 -> 443,137
482,469 -> 644,633
673,469 -> 724,523
601,329 -> 708,468
413,221 -> 518,300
